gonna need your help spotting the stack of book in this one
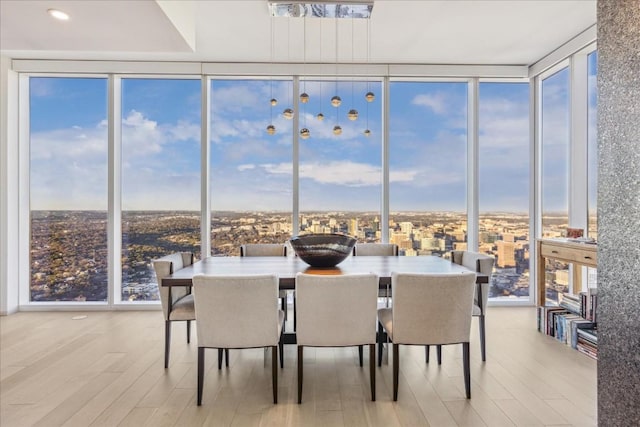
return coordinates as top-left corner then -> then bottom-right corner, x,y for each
576,327 -> 598,359
559,292 -> 581,313
537,288 -> 598,359
580,287 -> 598,322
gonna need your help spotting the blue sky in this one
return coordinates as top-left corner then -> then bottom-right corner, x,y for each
28,68 -> 596,213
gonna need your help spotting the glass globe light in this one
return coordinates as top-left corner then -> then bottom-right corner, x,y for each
316,112 -> 325,121
331,96 -> 342,107
300,93 -> 309,103
363,129 -> 372,137
283,108 -> 294,119
270,98 -> 278,106
365,92 -> 375,102
266,125 -> 276,135
347,109 -> 359,121
333,125 -> 342,135
300,128 -> 310,139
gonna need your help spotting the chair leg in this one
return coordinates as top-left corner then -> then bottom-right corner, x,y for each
358,345 -> 364,367
369,343 -> 376,401
197,347 -> 205,406
218,348 -> 223,370
425,345 -> 430,363
437,345 -> 442,365
279,323 -> 284,369
297,346 -> 303,404
377,321 -> 384,367
293,291 -> 297,332
186,320 -> 191,344
479,315 -> 486,361
225,349 -> 229,367
393,343 -> 399,401
272,346 -> 278,404
463,342 -> 471,399
164,321 -> 171,369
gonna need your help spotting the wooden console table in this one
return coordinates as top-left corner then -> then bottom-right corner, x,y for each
537,238 -> 597,306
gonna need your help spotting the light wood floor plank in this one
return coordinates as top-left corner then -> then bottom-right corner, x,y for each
117,407 -> 157,427
0,308 -> 597,427
493,398 -> 544,426
443,400 -> 488,427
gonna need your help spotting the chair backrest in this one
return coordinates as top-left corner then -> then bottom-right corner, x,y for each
152,252 -> 194,320
296,273 -> 379,347
353,243 -> 399,256
192,274 -> 280,348
240,243 -> 287,257
451,250 -> 495,311
391,272 -> 476,345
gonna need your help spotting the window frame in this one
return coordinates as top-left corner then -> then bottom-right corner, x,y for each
11,50 -> 597,309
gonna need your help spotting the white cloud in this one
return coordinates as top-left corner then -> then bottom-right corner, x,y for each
301,161 -> 377,187
412,93 -> 448,114
261,163 -> 291,175
170,120 -> 200,141
256,157 -> 420,188
31,109 -> 201,210
238,164 -> 255,171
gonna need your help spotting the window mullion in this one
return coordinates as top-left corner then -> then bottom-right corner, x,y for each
201,77 -> 211,257
467,78 -> 479,251
108,75 -> 122,306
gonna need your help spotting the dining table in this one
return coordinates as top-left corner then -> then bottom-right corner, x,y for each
162,255 -> 488,344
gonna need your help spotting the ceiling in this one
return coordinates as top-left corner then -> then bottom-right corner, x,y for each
0,0 -> 597,66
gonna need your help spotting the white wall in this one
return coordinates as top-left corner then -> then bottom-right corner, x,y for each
0,55 -> 20,315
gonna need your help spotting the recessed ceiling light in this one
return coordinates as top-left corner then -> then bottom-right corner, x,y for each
48,8 -> 70,21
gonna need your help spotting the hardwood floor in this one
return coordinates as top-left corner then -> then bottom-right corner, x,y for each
0,307 -> 597,426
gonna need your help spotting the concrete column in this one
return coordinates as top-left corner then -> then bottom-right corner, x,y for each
597,0 -> 640,423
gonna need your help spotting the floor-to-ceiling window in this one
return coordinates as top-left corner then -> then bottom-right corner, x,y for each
479,82 -> 530,299
541,67 -> 570,303
120,78 -> 201,301
298,80 -> 383,241
388,81 -> 468,256
209,79 -> 293,255
21,54 -> 598,308
29,77 -> 108,302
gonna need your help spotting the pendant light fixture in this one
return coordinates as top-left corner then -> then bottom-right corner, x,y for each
332,11 -> 341,136
300,15 -> 309,105
347,12 -> 358,121
266,2 -> 375,134
267,15 -> 277,135
300,15 -> 310,139
283,17 -> 294,120
363,13 -> 373,136
316,16 -> 325,121
331,10 -> 341,109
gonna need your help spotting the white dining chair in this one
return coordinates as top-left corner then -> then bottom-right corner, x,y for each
353,243 -> 399,306
240,243 -> 291,327
152,252 -> 196,369
192,274 -> 285,405
378,271 -> 476,400
352,243 -> 399,256
451,250 -> 495,361
295,272 -> 379,403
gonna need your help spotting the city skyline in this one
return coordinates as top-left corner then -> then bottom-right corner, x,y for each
30,209 -> 539,303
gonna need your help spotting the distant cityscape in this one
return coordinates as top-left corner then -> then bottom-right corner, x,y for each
30,210 -> 595,303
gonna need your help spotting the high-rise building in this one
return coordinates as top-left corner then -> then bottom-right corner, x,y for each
496,240 -> 516,267
454,242 -> 467,251
348,218 -> 358,236
400,222 -> 413,234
